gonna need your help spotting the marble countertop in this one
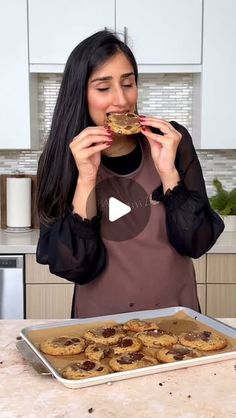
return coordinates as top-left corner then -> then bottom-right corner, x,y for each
0,319 -> 235,418
0,229 -> 236,254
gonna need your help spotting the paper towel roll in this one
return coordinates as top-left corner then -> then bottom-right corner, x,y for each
6,177 -> 31,228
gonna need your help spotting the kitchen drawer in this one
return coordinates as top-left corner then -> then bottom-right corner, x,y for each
26,284 -> 74,319
26,254 -> 69,284
207,254 -> 236,283
207,284 -> 236,317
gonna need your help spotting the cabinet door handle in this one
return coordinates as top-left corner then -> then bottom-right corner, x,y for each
124,26 -> 128,44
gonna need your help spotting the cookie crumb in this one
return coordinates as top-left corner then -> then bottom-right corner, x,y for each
172,321 -> 178,325
129,303 -> 134,307
0,361 -> 3,364
159,383 -> 163,386
187,395 -> 191,398
88,408 -> 94,413
169,392 -> 172,395
214,373 -> 217,376
194,316 -> 198,320
234,365 -> 236,371
16,336 -> 22,340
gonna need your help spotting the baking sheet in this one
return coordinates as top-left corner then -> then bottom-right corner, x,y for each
16,339 -> 52,376
20,306 -> 236,389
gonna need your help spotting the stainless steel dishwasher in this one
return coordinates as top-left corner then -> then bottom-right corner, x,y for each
0,255 -> 24,319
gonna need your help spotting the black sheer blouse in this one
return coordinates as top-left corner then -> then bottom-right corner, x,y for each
36,122 -> 224,284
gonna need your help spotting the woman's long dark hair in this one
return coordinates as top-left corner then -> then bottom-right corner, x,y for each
37,30 -> 138,224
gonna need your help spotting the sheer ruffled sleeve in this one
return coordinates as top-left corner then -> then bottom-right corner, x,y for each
152,121 -> 224,258
36,211 -> 107,284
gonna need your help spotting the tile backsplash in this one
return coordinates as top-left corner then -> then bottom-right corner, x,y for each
0,73 -> 235,197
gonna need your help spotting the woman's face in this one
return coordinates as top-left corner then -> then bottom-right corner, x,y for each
87,52 -> 138,126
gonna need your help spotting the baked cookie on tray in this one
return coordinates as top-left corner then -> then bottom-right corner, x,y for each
109,352 -> 157,372
111,336 -> 142,355
178,330 -> 227,351
122,319 -> 158,332
62,360 -> 110,380
39,336 -> 86,356
136,329 -> 178,348
84,326 -> 124,345
85,343 -> 111,361
156,344 -> 200,363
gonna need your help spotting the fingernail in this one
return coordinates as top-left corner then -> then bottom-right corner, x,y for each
139,115 -> 146,119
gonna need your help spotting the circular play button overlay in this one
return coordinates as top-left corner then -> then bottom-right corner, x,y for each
86,177 -> 151,241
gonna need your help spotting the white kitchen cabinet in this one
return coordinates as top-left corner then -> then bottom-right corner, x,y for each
116,0 -> 202,66
28,0 -> 115,67
0,0 -> 38,149
28,0 -> 202,72
200,0 -> 236,149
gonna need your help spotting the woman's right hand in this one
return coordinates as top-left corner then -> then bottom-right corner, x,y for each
69,127 -> 112,183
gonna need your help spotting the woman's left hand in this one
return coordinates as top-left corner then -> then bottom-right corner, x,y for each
139,116 -> 182,190
140,116 -> 182,175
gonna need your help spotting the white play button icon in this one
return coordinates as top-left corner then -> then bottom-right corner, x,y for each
87,177 -> 151,241
108,197 -> 131,222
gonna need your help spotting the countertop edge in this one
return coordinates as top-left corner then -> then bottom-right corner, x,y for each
0,230 -> 235,254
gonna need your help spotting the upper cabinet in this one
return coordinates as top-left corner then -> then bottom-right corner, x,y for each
28,0 -> 202,72
28,0 -> 115,66
116,0 -> 202,66
200,0 -> 236,149
0,0 -> 38,149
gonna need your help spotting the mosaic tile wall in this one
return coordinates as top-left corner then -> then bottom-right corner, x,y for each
0,73 -> 236,197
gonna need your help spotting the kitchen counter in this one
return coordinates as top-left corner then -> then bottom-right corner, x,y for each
0,229 -> 236,254
0,319 -> 235,418
0,229 -> 39,253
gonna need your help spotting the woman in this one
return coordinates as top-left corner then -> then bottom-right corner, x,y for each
36,30 -> 224,318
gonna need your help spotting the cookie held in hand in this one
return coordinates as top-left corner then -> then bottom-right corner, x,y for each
105,112 -> 141,135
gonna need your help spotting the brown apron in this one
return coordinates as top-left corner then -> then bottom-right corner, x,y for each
73,138 -> 199,318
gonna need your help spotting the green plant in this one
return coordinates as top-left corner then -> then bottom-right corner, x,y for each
209,178 -> 236,216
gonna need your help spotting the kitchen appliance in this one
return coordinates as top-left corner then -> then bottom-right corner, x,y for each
0,255 -> 24,319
